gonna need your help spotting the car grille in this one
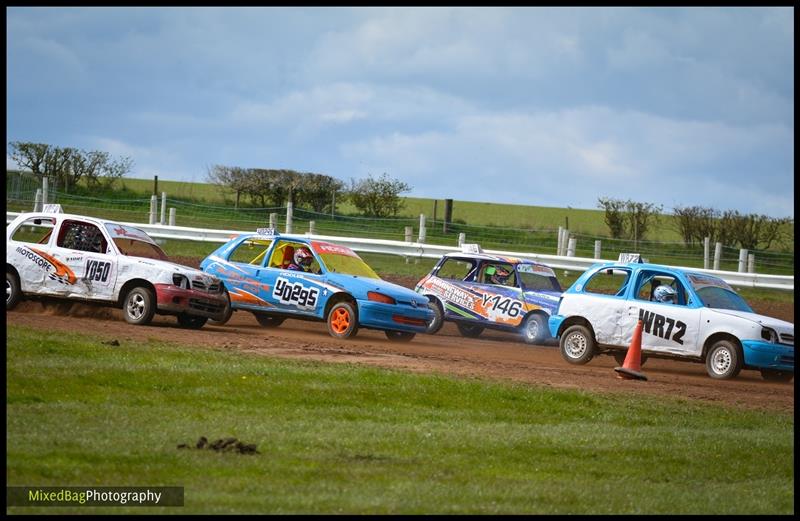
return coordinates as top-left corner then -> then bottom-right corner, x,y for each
779,333 -> 794,346
192,280 -> 221,293
778,355 -> 794,366
189,298 -> 225,313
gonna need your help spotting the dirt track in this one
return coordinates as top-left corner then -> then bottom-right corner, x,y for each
8,296 -> 794,414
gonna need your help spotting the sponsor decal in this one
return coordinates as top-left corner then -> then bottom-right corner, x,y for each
273,277 -> 319,309
638,308 -> 686,345
229,287 -> 270,307
311,241 -> 358,258
423,278 -> 477,310
16,246 -> 77,285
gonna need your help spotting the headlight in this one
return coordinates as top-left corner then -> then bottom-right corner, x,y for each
172,273 -> 190,289
761,327 -> 778,343
367,291 -> 396,305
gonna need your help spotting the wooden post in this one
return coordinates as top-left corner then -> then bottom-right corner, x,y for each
149,195 -> 158,224
458,232 -> 466,247
594,240 -> 601,259
557,226 -> 564,255
309,220 -> 316,235
418,214 -> 426,243
567,237 -> 576,257
169,208 -> 176,226
703,237 -> 710,269
153,175 -> 158,196
737,249 -> 748,273
160,192 -> 167,225
404,226 -> 413,243
713,242 -> 722,270
33,189 -> 42,212
269,213 -> 277,229
747,254 -> 755,273
286,202 -> 293,234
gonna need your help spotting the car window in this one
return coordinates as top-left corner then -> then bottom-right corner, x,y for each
268,240 -> 321,273
229,238 -> 273,266
11,217 -> 56,245
56,220 -> 108,254
634,271 -> 688,306
517,263 -> 562,292
582,268 -> 631,296
436,258 -> 476,280
478,261 -> 517,287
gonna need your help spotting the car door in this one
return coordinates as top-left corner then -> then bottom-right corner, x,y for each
261,240 -> 325,318
566,267 -> 633,347
462,261 -> 525,327
50,219 -> 118,301
8,215 -> 59,296
220,237 -> 276,310
425,256 -> 482,321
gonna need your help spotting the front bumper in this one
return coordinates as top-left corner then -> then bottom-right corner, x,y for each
742,340 -> 794,371
548,314 -> 566,338
154,284 -> 228,321
357,300 -> 434,334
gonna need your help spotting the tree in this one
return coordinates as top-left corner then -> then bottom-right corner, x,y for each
625,200 -> 662,244
297,173 -> 345,213
597,197 -> 627,239
721,211 -> 793,250
348,173 -> 411,217
672,205 -> 718,246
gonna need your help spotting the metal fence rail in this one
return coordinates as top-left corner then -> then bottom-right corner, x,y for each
6,211 -> 794,291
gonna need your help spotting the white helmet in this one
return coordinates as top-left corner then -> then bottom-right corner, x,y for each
653,285 -> 677,303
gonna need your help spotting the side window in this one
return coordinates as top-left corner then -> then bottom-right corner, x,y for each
582,268 -> 631,296
479,262 -> 517,287
56,220 -> 108,254
436,258 -> 476,280
268,241 -> 321,273
11,217 -> 56,245
635,272 -> 687,306
229,239 -> 273,266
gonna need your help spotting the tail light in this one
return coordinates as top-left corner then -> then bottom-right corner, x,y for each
368,291 -> 396,305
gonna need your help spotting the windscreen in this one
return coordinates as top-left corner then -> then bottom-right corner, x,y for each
687,273 -> 754,312
312,241 -> 380,279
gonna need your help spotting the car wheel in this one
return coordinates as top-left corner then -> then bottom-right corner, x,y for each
425,300 -> 444,334
385,330 -> 416,342
613,350 -> 649,367
123,286 -> 156,326
560,324 -> 596,365
209,289 -> 233,325
705,339 -> 743,379
6,271 -> 22,310
254,313 -> 285,328
327,301 -> 359,339
759,369 -> 793,382
456,323 -> 484,338
177,314 -> 208,329
520,313 -> 547,345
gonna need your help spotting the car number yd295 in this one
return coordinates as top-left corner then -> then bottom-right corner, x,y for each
274,277 -> 319,309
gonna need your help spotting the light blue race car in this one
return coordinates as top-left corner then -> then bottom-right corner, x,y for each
200,229 -> 433,342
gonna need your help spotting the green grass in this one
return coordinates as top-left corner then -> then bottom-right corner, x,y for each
6,325 -> 794,514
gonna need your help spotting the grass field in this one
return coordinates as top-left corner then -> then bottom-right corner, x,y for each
6,325 -> 794,514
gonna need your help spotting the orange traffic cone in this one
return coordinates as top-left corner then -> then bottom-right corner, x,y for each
614,320 -> 648,381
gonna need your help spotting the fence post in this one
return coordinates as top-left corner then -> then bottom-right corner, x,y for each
594,240 -> 601,259
309,220 -> 316,235
169,208 -> 176,226
149,195 -> 158,224
458,232 -> 466,247
160,192 -> 167,224
737,248 -> 748,273
42,177 -> 49,204
703,237 -> 710,269
747,254 -> 755,273
567,237 -> 576,257
286,203 -> 293,234
33,189 -> 42,212
713,242 -> 722,270
418,214 -> 426,243
557,226 -> 563,255
269,213 -> 277,230
404,226 -> 413,243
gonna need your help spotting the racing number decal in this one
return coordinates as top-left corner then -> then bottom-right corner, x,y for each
639,309 -> 686,345
273,277 -> 319,309
481,294 -> 523,318
85,259 -> 112,283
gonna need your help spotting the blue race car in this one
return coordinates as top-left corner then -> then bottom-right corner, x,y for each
200,229 -> 433,341
414,246 -> 563,344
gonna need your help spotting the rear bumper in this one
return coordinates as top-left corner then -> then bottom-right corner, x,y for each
154,284 -> 228,321
742,340 -> 794,371
357,300 -> 434,334
548,314 -> 566,338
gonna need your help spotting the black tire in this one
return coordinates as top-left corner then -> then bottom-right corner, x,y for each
385,330 -> 416,342
520,313 -> 548,345
209,289 -> 233,325
6,271 -> 22,310
254,313 -> 285,328
559,324 -> 596,365
123,286 -> 156,326
327,301 -> 359,339
425,299 -> 444,334
705,339 -> 743,379
457,323 -> 484,338
177,314 -> 208,329
613,350 -> 649,367
759,369 -> 793,382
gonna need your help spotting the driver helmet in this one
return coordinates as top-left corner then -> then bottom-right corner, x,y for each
294,247 -> 314,269
653,285 -> 677,303
486,265 -> 511,285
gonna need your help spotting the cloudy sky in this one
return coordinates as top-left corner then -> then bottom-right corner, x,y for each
6,7 -> 794,217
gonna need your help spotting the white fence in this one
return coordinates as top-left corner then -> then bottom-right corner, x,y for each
6,211 -> 794,291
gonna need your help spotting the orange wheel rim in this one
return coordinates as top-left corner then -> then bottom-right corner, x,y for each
331,308 -> 351,334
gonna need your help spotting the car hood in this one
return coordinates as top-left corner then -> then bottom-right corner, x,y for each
326,273 -> 428,305
708,308 -> 794,333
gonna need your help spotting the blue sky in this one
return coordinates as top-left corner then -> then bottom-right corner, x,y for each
6,7 -> 794,217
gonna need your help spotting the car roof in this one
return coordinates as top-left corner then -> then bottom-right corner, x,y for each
441,251 -> 549,267
15,211 -> 119,227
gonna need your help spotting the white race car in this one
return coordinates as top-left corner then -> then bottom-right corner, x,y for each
549,256 -> 794,381
6,210 -> 229,328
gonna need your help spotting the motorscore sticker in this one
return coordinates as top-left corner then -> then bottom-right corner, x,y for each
84,258 -> 114,285
15,246 -> 76,285
638,308 -> 686,345
273,277 -> 319,309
